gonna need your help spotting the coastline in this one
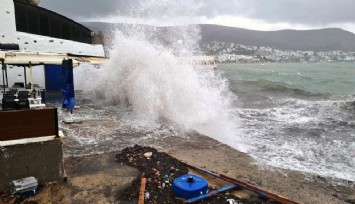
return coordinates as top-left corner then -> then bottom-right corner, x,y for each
21,133 -> 355,204
158,134 -> 355,204
53,99 -> 355,204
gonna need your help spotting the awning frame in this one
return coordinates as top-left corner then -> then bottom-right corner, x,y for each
0,51 -> 108,66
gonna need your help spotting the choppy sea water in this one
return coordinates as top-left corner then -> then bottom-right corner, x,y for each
54,0 -> 355,183
221,63 -> 355,182
61,63 -> 355,183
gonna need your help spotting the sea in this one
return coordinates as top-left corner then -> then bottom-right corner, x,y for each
59,1 -> 355,184
221,63 -> 355,182
62,62 -> 355,184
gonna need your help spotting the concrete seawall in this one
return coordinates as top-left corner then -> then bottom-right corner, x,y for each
0,139 -> 63,191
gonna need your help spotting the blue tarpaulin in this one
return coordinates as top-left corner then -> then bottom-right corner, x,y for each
61,59 -> 75,112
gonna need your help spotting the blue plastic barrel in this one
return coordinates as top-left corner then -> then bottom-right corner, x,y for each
173,174 -> 208,199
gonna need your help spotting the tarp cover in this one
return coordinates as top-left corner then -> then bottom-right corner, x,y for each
61,59 -> 75,111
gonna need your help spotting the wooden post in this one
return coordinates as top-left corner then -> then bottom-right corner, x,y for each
138,177 -> 147,204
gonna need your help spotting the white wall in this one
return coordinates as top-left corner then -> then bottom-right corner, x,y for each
5,65 -> 45,88
0,0 -> 17,43
17,32 -> 105,57
0,1 -> 105,57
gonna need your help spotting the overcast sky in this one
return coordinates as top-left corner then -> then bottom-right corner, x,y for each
39,0 -> 355,33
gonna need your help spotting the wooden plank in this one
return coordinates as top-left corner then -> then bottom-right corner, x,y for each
0,109 -> 57,141
0,135 -> 56,147
138,178 -> 147,204
0,131 -> 64,146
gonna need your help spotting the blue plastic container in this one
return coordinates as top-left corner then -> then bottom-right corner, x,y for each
173,174 -> 208,199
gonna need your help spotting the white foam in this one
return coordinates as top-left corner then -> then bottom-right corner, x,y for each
79,0 -> 247,152
68,0 -> 355,183
240,98 -> 355,182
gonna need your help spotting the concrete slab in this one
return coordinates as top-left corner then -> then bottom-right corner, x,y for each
0,139 -> 63,191
23,153 -> 139,204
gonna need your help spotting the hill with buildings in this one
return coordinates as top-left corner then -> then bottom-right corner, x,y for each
199,24 -> 355,52
83,22 -> 355,52
82,22 -> 355,62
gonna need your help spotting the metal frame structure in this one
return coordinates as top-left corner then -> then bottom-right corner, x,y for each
0,50 -> 108,91
0,51 -> 108,66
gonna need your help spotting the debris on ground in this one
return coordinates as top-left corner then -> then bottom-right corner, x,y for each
0,191 -> 39,204
115,145 -> 275,204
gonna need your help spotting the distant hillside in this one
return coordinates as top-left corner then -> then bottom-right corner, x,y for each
82,22 -> 355,52
82,22 -> 114,34
200,24 -> 355,52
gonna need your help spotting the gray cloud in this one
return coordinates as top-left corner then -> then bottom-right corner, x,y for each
200,0 -> 355,26
39,0 -> 137,20
39,0 -> 355,26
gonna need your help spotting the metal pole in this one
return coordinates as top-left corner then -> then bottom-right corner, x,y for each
1,60 -> 5,93
24,66 -> 27,88
5,64 -> 8,88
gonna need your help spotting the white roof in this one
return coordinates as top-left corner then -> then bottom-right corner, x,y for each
0,51 -> 108,66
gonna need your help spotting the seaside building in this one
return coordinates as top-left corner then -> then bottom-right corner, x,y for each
0,0 -> 105,89
1,1 -> 104,56
0,0 -> 106,191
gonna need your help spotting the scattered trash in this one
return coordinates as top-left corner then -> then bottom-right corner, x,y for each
116,145 -> 189,203
143,152 -> 152,159
11,177 -> 38,195
115,145 -> 279,204
144,191 -> 150,200
0,177 -> 40,203
227,198 -> 237,204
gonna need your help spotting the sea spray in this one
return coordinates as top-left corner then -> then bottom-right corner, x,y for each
80,0 -> 248,151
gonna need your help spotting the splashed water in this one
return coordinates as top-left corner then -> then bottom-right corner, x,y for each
72,1 -> 354,183
221,63 -> 355,182
80,0 -> 247,152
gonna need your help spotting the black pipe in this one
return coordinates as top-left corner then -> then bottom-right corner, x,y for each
1,60 -> 5,93
5,64 -> 8,88
24,66 -> 27,88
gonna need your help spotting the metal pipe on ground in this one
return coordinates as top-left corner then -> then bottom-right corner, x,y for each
179,161 -> 301,204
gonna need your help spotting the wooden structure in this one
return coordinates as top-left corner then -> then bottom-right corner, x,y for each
138,178 -> 147,204
0,108 -> 64,191
0,108 -> 58,142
